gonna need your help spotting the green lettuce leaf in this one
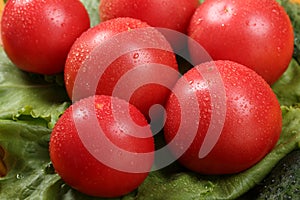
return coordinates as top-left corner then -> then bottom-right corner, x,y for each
0,120 -> 59,199
80,0 -> 101,27
277,0 -> 300,63
0,46 -> 70,128
272,59 -> 300,106
0,44 -> 71,198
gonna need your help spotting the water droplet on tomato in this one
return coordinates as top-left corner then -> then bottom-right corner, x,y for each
196,18 -> 203,25
133,53 -> 139,59
277,46 -> 281,53
133,3 -> 138,9
272,9 -> 279,15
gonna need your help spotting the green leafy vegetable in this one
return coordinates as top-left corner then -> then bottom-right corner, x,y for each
277,0 -> 300,63
255,149 -> 300,199
272,59 -> 300,106
0,46 -> 70,128
80,0 -> 101,27
0,120 -> 59,199
0,42 -> 71,198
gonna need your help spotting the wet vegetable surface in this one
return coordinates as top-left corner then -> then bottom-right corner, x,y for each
0,0 -> 300,199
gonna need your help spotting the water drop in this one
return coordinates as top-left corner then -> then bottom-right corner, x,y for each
16,173 -> 24,180
133,53 -> 139,59
272,9 -> 279,15
196,18 -> 203,25
277,46 -> 281,53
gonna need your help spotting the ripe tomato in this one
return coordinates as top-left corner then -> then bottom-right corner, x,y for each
99,0 -> 199,33
1,0 -> 90,74
64,17 -> 178,119
188,0 -> 294,85
164,60 -> 282,174
0,0 -> 4,45
50,95 -> 154,197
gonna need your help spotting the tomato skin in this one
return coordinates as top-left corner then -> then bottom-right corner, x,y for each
50,95 -> 154,197
1,0 -> 90,74
65,17 -> 178,119
164,60 -> 282,174
99,0 -> 199,33
188,0 -> 294,85
0,0 -> 3,45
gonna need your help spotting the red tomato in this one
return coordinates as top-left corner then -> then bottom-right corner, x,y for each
64,17 -> 178,119
164,60 -> 282,174
0,0 -> 3,46
99,0 -> 199,33
1,0 -> 90,74
188,0 -> 294,85
50,95 -> 154,197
